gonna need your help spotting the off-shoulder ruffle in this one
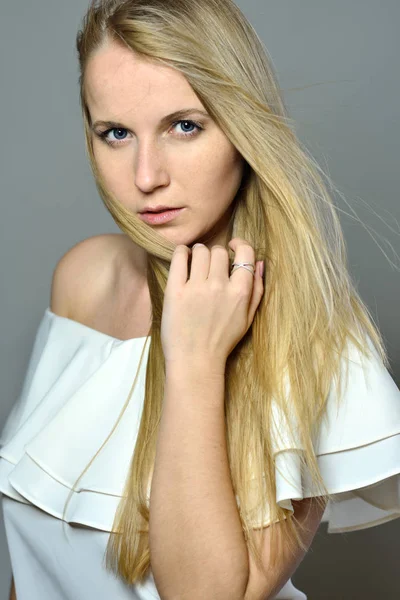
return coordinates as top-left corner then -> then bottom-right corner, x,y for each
0,308 -> 152,532
243,334 -> 400,531
1,308 -> 400,535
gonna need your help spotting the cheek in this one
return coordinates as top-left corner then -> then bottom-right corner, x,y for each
93,145 -> 132,193
197,145 -> 244,202
93,144 -> 117,174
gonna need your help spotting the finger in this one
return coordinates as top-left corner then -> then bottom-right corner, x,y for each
246,261 -> 265,329
167,245 -> 191,289
229,241 -> 255,289
208,245 -> 230,281
189,243 -> 210,281
228,237 -> 249,252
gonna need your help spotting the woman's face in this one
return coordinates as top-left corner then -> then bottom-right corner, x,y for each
84,39 -> 246,250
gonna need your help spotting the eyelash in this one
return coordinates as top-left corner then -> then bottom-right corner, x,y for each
96,119 -> 204,147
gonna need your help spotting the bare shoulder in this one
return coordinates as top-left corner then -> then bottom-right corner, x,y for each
49,233 -> 122,318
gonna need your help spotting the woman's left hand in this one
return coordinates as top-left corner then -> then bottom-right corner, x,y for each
161,237 -> 264,368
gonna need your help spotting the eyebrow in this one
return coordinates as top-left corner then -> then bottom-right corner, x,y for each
91,108 -> 210,131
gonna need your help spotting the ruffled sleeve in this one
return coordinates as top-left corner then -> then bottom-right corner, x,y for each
2,311 -> 400,537
0,308 -> 151,532
1,310 -> 64,445
244,334 -> 400,533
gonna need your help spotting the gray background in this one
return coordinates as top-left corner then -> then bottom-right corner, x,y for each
1,1 -> 399,598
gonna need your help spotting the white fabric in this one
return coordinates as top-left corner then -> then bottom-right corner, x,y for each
1,307 -> 399,600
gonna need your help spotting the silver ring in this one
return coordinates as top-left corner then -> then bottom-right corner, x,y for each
230,262 -> 256,277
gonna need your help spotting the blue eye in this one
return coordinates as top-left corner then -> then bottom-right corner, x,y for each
97,119 -> 204,147
102,128 -> 128,143
175,120 -> 198,135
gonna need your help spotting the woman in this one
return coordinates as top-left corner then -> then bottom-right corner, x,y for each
1,1 -> 399,599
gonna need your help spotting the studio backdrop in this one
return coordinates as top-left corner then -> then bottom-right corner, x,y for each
0,2 -> 399,599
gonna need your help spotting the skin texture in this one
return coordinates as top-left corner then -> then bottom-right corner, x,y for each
161,240 -> 264,367
84,38 -> 247,281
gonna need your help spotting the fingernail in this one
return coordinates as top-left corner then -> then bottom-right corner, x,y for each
259,261 -> 264,278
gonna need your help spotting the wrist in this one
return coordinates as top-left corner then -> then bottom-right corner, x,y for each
165,356 -> 226,383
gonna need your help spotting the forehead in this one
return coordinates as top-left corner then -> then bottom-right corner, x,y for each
84,40 -> 204,120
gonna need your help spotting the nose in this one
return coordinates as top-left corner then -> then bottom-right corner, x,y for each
134,139 -> 170,193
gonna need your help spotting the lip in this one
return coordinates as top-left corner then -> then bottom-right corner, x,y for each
138,207 -> 185,225
139,205 -> 178,213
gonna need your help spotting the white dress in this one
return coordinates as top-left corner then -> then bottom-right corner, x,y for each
1,308 -> 400,600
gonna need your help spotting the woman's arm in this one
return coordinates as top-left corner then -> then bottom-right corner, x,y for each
149,363 -> 249,600
9,576 -> 16,600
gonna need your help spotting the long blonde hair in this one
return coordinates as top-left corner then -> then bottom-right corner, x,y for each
63,0 -> 390,585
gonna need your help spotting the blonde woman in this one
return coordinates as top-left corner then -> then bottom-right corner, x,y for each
1,1 -> 399,599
